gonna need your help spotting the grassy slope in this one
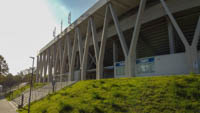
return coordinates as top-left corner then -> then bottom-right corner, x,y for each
19,75 -> 200,113
6,83 -> 46,101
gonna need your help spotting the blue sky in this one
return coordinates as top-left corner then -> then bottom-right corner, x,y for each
46,0 -> 98,27
0,0 -> 98,74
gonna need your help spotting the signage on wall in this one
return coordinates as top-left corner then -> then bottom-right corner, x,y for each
136,57 -> 155,64
115,61 -> 125,67
136,57 -> 155,74
114,57 -> 156,77
115,61 -> 125,77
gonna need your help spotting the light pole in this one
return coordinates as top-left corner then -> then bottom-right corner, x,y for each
28,57 -> 34,113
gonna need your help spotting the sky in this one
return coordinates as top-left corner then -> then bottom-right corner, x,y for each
0,0 -> 97,75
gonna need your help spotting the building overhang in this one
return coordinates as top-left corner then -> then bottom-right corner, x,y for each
38,0 -> 142,55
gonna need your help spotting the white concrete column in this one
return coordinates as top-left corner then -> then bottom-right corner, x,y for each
58,39 -> 64,82
39,54 -> 43,83
81,21 -> 91,80
66,34 -> 72,81
97,5 -> 112,79
160,0 -> 200,73
76,27 -> 83,79
48,47 -> 53,82
77,28 -> 84,65
167,19 -> 175,54
40,53 -> 45,83
60,36 -> 68,82
109,3 -> 128,57
187,16 -> 200,73
160,0 -> 189,47
109,3 -> 131,78
52,44 -> 57,80
69,32 -> 78,81
127,0 -> 147,77
67,35 -> 72,66
56,40 -> 62,76
43,51 -> 48,83
54,42 -> 60,76
90,17 -> 100,61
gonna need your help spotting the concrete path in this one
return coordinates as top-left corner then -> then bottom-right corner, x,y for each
0,99 -> 17,113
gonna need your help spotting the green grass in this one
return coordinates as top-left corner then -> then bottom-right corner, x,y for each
19,75 -> 200,113
6,83 -> 47,101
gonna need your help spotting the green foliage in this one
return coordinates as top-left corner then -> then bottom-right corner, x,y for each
19,74 -> 200,113
6,83 -> 46,101
0,54 -> 9,75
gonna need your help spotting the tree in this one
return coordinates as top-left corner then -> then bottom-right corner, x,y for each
0,55 -> 9,75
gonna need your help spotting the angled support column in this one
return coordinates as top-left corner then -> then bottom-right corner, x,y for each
189,16 -> 200,73
58,39 -> 64,82
54,43 -> 58,75
67,35 -> 72,66
46,50 -> 50,82
43,51 -> 48,83
52,44 -> 57,80
160,0 -> 189,47
40,53 -> 45,83
160,0 -> 200,73
45,49 -> 50,82
192,17 -> 200,48
69,32 -> 78,81
109,3 -> 128,57
128,0 -> 147,77
56,40 -> 62,75
77,28 -> 84,64
48,47 -> 53,82
81,22 -> 91,80
76,27 -> 84,80
39,54 -> 43,83
109,2 -> 131,78
90,17 -> 100,61
97,5 -> 112,79
54,41 -> 61,76
61,37 -> 68,77
66,34 -> 72,81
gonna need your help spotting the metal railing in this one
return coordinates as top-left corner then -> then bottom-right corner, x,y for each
12,80 -> 77,108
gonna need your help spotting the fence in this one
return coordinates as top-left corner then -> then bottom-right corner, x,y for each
11,75 -> 77,108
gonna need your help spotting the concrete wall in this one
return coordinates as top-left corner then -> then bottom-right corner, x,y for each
136,53 -> 189,77
74,70 -> 81,81
115,52 -> 200,78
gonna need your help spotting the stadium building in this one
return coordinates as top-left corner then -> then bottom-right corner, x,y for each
36,0 -> 200,82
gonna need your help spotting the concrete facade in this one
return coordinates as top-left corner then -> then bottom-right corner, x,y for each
36,0 -> 200,82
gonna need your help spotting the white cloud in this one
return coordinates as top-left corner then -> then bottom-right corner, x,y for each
0,0 -> 59,74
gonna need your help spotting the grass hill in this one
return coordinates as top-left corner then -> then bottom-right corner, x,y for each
19,74 -> 200,113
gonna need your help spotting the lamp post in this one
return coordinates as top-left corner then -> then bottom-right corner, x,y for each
28,57 -> 34,113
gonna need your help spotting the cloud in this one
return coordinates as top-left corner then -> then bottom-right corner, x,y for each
0,0 -> 58,74
0,0 -> 98,75
46,0 -> 98,23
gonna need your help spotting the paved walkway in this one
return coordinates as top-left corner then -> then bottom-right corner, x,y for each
0,99 -> 17,113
